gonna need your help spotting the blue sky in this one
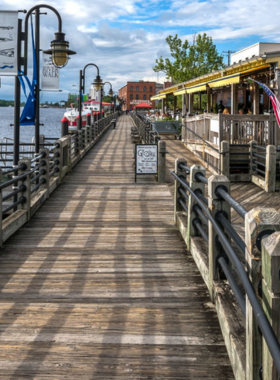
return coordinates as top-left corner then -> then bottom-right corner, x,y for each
1,0 -> 280,102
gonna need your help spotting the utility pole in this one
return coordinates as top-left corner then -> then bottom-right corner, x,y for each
223,50 -> 235,66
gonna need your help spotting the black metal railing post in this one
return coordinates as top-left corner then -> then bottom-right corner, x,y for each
208,175 -> 231,300
187,165 -> 207,251
39,149 -> 49,196
174,158 -> 188,224
18,158 -> 31,220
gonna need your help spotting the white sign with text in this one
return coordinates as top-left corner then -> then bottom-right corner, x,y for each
0,11 -> 18,75
41,53 -> 59,91
136,144 -> 158,174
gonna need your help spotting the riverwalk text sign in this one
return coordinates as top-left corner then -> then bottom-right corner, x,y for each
0,11 -> 18,75
135,144 -> 158,181
41,54 -> 59,91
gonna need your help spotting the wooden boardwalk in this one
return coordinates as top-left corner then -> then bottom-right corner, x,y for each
0,115 -> 234,379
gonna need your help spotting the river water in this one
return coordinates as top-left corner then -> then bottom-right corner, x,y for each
0,107 -> 65,143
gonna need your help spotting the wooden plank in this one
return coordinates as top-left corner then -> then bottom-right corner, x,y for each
0,115 -> 234,379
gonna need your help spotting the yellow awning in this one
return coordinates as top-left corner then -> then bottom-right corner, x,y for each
240,63 -> 271,77
150,94 -> 166,100
186,84 -> 207,93
208,73 -> 240,88
173,88 -> 187,96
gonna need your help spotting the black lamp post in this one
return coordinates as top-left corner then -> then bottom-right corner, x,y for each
78,63 -> 102,128
14,4 -> 76,165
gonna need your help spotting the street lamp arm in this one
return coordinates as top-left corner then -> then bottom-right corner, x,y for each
83,63 -> 99,77
25,4 -> 62,32
81,63 -> 100,93
24,4 -> 63,75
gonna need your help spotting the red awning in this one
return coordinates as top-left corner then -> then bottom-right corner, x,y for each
133,102 -> 152,108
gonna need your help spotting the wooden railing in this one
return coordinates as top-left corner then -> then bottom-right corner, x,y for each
0,112 -> 118,246
182,113 -> 280,192
172,158 -> 280,380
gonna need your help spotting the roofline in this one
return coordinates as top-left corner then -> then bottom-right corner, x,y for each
157,53 -> 279,96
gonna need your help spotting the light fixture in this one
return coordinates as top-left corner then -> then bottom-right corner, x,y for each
249,83 -> 253,91
108,89 -> 113,97
94,75 -> 103,90
270,80 -> 275,89
43,32 -> 76,68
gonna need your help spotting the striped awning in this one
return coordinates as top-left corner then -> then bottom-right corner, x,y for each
173,88 -> 187,96
186,83 -> 207,93
208,73 -> 240,88
150,94 -> 166,100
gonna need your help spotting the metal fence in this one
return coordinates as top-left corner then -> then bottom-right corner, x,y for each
172,159 -> 280,380
0,112 -> 118,243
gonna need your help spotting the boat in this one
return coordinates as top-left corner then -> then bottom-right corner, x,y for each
64,102 -> 100,130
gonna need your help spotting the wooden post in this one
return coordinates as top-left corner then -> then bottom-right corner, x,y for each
182,94 -> 187,115
189,93 -> 193,114
253,82 -> 260,115
268,114 -> 274,145
187,165 -> 206,251
218,112 -> 223,151
265,145 -> 276,193
245,208 -> 280,380
220,140 -> 230,177
231,83 -> 238,114
208,175 -> 230,300
174,158 -> 187,223
249,140 -> 257,178
262,231 -> 280,380
173,95 -> 177,117
39,148 -> 49,194
18,158 -> 31,221
206,87 -> 211,113
158,140 -> 166,183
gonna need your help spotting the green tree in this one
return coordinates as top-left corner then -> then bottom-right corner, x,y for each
102,95 -> 112,103
153,33 -> 225,83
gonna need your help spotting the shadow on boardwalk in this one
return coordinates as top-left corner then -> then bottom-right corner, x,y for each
0,115 -> 234,379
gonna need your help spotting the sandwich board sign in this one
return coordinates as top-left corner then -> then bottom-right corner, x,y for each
135,144 -> 158,182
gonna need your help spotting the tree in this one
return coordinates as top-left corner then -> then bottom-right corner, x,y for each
153,33 -> 225,83
102,95 -> 112,103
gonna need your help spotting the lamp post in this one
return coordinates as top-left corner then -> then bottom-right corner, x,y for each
102,81 -> 113,116
79,63 -> 102,128
14,4 -> 76,162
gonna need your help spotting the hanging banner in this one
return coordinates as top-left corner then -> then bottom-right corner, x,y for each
0,11 -> 18,75
41,53 -> 59,91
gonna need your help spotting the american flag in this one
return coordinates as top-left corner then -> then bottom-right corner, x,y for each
249,77 -> 280,128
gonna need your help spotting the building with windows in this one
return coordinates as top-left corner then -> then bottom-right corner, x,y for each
118,80 -> 157,110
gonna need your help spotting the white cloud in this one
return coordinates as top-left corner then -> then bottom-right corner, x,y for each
0,0 -> 280,102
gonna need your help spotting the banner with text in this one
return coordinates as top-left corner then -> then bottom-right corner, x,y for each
41,54 -> 59,91
0,11 -> 18,75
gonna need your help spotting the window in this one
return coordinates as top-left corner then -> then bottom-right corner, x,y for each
150,86 -> 153,92
130,86 -> 133,91
143,94 -> 146,100
136,86 -> 139,92
144,86 -> 147,92
136,94 -> 139,100
130,94 -> 133,100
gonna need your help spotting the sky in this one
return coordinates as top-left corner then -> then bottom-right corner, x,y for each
1,0 -> 280,103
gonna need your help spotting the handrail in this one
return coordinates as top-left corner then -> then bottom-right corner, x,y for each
172,169 -> 280,374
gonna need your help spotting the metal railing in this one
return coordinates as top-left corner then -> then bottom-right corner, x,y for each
131,113 -> 161,144
172,159 -> 280,379
0,112 -> 118,239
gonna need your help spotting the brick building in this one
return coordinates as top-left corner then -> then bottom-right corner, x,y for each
118,80 -> 157,110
